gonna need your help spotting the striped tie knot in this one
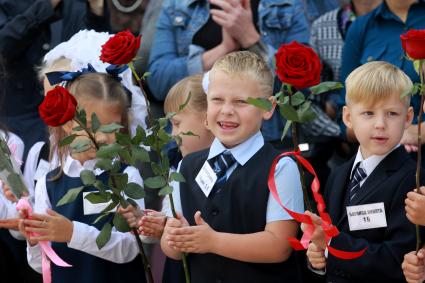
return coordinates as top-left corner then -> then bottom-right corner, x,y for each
210,150 -> 236,185
349,162 -> 367,201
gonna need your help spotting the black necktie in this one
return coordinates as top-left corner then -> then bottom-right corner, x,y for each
349,162 -> 367,202
208,150 -> 236,198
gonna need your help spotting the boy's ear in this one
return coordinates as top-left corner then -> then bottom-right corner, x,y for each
405,106 -> 414,129
342,105 -> 352,129
262,96 -> 276,121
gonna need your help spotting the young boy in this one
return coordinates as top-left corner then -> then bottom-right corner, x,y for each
306,61 -> 418,282
161,51 -> 304,282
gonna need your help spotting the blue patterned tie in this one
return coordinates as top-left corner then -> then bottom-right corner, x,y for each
208,150 -> 236,198
349,162 -> 367,202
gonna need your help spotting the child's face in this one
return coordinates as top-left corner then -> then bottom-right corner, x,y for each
170,110 -> 213,157
63,100 -> 123,162
343,93 -> 413,159
206,70 -> 274,148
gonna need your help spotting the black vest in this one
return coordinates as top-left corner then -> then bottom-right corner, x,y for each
46,168 -> 146,283
180,143 -> 301,283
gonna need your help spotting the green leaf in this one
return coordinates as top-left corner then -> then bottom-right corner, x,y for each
170,172 -> 185,183
158,129 -> 171,143
91,113 -> 100,133
70,139 -> 92,153
142,71 -> 151,80
96,222 -> 112,249
144,176 -> 167,189
298,107 -> 317,123
116,132 -> 132,146
144,134 -> 156,147
57,186 -> 84,206
281,120 -> 292,141
7,173 -> 28,198
96,143 -> 122,159
278,103 -> 299,122
179,92 -> 191,111
283,92 -> 305,106
98,123 -> 124,133
402,83 -> 421,98
174,135 -> 182,147
80,170 -> 96,186
132,126 -> 146,145
111,160 -> 121,174
131,146 -> 150,163
309,81 -> 343,95
93,180 -> 107,194
59,134 -> 77,147
151,162 -> 163,175
158,117 -> 169,128
93,213 -> 111,224
112,173 -> 128,191
101,200 -> 119,213
77,109 -> 87,127
158,185 -> 173,196
246,97 -> 272,111
414,59 -> 420,75
113,213 -> 131,232
95,158 -> 113,171
84,192 -> 111,204
180,131 -> 199,138
124,182 -> 145,199
119,148 -> 133,165
72,126 -> 84,131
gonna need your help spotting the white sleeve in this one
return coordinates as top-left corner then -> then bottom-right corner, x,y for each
67,166 -> 145,263
23,141 -> 45,196
161,163 -> 182,218
27,175 -> 51,273
266,157 -> 304,222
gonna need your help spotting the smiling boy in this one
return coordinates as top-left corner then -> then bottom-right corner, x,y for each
161,51 -> 304,283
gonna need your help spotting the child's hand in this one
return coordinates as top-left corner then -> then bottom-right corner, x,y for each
117,205 -> 144,228
166,211 -> 216,254
23,209 -> 73,243
17,210 -> 38,246
2,183 -> 22,203
138,210 -> 166,239
406,187 -> 425,225
303,211 -> 327,249
402,249 -> 425,283
306,242 -> 327,270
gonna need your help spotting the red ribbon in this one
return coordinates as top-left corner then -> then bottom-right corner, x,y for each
268,151 -> 366,259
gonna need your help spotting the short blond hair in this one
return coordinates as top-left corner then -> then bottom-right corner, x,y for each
345,61 -> 412,107
164,74 -> 207,114
210,51 -> 273,97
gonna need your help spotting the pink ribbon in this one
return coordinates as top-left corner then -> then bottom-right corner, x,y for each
16,198 -> 72,283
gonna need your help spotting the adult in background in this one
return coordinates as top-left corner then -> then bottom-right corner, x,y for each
0,0 -> 110,161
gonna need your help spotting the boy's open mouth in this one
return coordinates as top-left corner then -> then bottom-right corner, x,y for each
218,121 -> 239,130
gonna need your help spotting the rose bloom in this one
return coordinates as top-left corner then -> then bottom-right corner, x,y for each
100,30 -> 141,65
39,86 -> 77,127
275,41 -> 322,90
400,29 -> 425,60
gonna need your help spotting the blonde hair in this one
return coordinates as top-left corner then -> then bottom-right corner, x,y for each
345,61 -> 412,107
210,51 -> 273,97
50,72 -> 130,180
38,56 -> 72,83
164,74 -> 206,114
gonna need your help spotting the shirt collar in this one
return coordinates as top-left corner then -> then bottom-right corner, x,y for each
351,145 -> 399,178
63,155 -> 102,178
207,131 -> 264,166
375,1 -> 424,20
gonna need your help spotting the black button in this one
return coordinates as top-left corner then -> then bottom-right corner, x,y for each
211,209 -> 219,216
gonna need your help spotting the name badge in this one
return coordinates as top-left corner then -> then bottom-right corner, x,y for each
346,202 -> 387,231
34,159 -> 50,182
195,161 -> 217,197
83,191 -> 115,215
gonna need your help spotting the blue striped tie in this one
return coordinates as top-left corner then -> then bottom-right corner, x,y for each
208,150 -> 236,198
349,162 -> 367,202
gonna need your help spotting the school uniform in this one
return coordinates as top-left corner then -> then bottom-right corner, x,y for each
322,146 -> 418,283
166,131 -> 304,283
27,155 -> 147,283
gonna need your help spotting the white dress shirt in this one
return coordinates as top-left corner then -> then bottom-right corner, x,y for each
27,155 -> 146,273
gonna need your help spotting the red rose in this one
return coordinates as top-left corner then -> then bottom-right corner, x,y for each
39,86 -> 77,127
401,29 -> 425,60
275,41 -> 322,90
100,30 -> 141,65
